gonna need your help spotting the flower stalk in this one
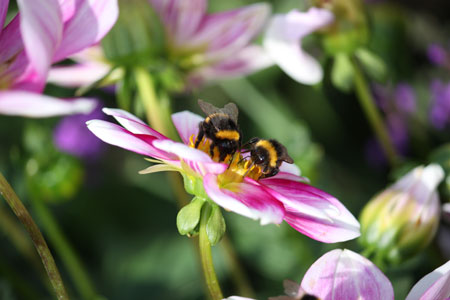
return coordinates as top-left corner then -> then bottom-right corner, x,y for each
352,58 -> 398,166
199,202 -> 223,300
0,172 -> 69,300
134,67 -> 177,139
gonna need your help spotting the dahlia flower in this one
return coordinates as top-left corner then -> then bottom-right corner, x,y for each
87,107 -> 360,243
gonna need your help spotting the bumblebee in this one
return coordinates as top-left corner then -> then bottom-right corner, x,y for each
195,100 -> 242,162
246,137 -> 294,178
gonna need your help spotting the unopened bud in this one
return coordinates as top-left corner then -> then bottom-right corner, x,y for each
360,164 -> 444,264
176,197 -> 205,236
206,204 -> 226,246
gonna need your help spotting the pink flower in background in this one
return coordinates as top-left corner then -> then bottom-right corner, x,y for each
87,108 -> 360,243
406,260 -> 450,300
263,7 -> 334,85
150,0 -> 273,84
300,249 -> 393,300
224,249 -> 394,300
49,0 -> 273,88
0,0 -> 118,117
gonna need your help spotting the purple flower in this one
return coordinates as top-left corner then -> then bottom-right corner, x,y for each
394,83 -> 416,114
54,101 -> 106,160
365,83 -> 416,166
429,80 -> 450,130
87,108 -> 361,243
427,44 -> 448,67
0,0 -> 118,117
263,7 -> 334,85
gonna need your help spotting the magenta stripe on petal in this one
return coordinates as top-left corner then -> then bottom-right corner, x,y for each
0,15 -> 23,66
0,0 -> 8,28
301,249 -> 394,300
261,178 -> 360,243
17,0 -> 63,78
171,110 -> 204,144
203,174 -> 284,225
86,119 -> 173,159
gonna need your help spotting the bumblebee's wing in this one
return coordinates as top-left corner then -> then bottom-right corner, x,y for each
279,143 -> 294,164
221,102 -> 239,123
198,99 -> 221,116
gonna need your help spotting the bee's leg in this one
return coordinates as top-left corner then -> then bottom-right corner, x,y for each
209,143 -> 215,157
194,125 -> 204,148
219,151 -> 228,162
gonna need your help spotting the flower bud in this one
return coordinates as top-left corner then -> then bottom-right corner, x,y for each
206,204 -> 226,246
360,164 -> 444,264
176,197 -> 205,236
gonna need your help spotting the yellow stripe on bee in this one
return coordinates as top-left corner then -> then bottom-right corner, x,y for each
256,140 -> 277,167
205,113 -> 228,123
215,130 -> 240,141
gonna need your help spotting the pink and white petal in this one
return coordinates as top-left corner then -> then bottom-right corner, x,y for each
261,178 -> 360,243
171,110 -> 204,144
149,0 -> 206,44
102,108 -> 167,139
53,0 -> 119,62
406,260 -> 450,300
17,0 -> 63,78
152,139 -> 226,175
188,45 -> 273,84
223,297 -> 256,300
204,174 -> 284,225
301,249 -> 394,300
0,0 -> 8,28
279,162 -> 301,176
0,91 -> 96,117
186,3 -> 270,62
284,8 -> 334,41
267,172 -> 309,183
263,11 -> 332,84
58,0 -> 76,22
47,63 -> 110,87
86,119 -> 171,158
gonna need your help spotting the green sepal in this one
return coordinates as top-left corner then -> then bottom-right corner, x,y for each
181,172 -> 207,199
206,204 -> 226,246
331,53 -> 355,92
355,48 -> 387,82
176,197 -> 205,236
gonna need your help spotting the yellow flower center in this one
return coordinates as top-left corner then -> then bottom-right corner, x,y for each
188,134 -> 263,182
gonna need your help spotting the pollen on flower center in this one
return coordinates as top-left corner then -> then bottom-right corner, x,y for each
188,134 -> 263,181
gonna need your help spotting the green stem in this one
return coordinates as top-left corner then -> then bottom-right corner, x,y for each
30,196 -> 99,300
199,204 -> 223,300
0,172 -> 69,300
352,58 -> 398,166
134,67 -> 177,139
